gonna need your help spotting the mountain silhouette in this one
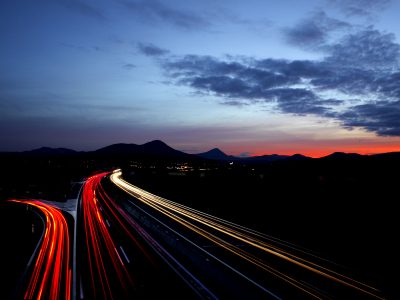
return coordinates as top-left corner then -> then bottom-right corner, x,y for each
370,151 -> 400,159
94,140 -> 193,159
286,154 -> 312,161
321,152 -> 363,160
245,154 -> 289,162
24,147 -> 77,156
196,148 -> 232,160
3,141 -> 399,163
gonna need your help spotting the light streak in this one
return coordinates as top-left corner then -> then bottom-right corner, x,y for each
80,172 -> 158,299
111,171 -> 385,299
82,172 -> 218,299
9,199 -> 71,300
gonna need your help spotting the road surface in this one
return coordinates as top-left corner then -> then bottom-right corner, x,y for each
109,170 -> 385,299
9,199 -> 71,300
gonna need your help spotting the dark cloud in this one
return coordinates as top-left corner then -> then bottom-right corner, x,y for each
329,0 -> 392,17
285,20 -> 326,47
284,13 -> 399,72
238,152 -> 252,158
338,101 -> 400,136
165,55 -> 300,90
256,59 -> 332,78
122,0 -> 210,30
310,67 -> 376,95
59,0 -> 106,20
157,26 -> 400,136
137,43 -> 169,57
265,88 -> 329,115
375,72 -> 400,98
325,27 -> 400,69
164,56 -> 334,115
123,63 -> 136,70
284,11 -> 350,48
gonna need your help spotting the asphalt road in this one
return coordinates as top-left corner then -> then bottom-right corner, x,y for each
76,172 -> 199,299
109,170 -> 386,299
0,170 -> 389,299
4,200 -> 72,300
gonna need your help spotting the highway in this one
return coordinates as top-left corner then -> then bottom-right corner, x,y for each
76,172 -> 201,299
3,170 -> 386,299
110,170 -> 385,299
9,199 -> 71,300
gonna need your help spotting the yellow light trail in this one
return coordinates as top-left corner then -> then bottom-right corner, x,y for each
111,171 -> 385,299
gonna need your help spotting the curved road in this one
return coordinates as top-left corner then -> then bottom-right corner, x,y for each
10,170 -> 384,299
9,199 -> 71,300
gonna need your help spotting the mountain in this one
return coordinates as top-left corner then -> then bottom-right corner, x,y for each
196,149 -> 308,163
24,147 -> 77,155
370,151 -> 400,159
4,141 -> 399,163
286,154 -> 312,161
140,140 -> 185,156
196,148 -> 232,160
94,143 -> 139,155
245,154 -> 289,162
94,140 -> 193,159
320,152 -> 363,160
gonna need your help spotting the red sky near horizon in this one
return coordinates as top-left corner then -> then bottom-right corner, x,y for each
214,136 -> 400,158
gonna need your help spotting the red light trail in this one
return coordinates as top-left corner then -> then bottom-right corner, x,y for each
9,199 -> 71,300
80,173 -> 158,299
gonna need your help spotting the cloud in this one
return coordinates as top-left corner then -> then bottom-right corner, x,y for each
137,43 -> 169,57
284,12 -> 399,71
59,0 -> 106,21
163,55 -> 337,115
329,0 -> 392,17
264,88 -> 335,115
338,101 -> 400,136
123,63 -> 136,70
325,27 -> 400,69
375,72 -> 400,98
284,11 -> 350,48
238,152 -> 252,158
122,0 -> 210,30
0,89 -> 141,121
157,25 -> 400,136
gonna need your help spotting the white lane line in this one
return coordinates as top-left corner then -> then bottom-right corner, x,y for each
124,197 -> 281,300
119,245 -> 130,264
80,276 -> 84,299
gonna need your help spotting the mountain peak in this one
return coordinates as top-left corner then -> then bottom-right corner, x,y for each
208,148 -> 227,155
322,152 -> 362,159
95,140 -> 191,159
143,139 -> 167,146
197,148 -> 229,160
142,140 -> 170,149
288,153 -> 312,161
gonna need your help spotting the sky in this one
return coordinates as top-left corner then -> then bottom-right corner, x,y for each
1,0 -> 400,157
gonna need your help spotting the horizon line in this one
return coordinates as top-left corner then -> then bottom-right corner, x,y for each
1,139 -> 399,159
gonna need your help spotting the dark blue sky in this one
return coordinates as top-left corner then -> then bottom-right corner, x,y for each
1,0 -> 400,156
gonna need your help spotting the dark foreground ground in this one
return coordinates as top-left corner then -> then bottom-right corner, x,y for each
0,203 -> 44,299
0,152 -> 399,298
124,159 -> 399,299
